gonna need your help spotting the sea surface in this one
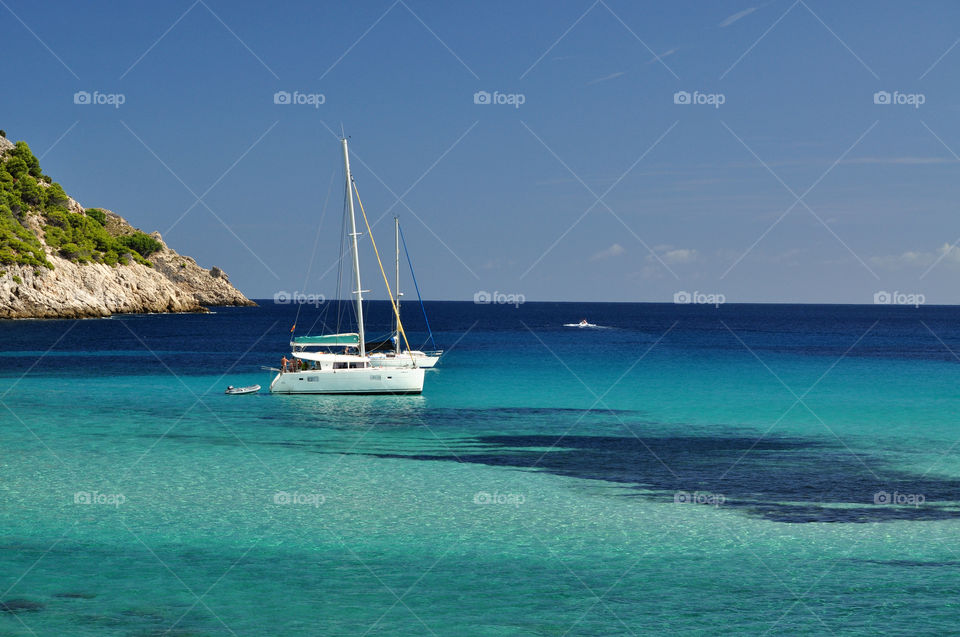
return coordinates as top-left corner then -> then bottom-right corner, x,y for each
1,301 -> 960,635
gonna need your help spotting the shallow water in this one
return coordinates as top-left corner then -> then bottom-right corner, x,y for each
1,301 -> 959,634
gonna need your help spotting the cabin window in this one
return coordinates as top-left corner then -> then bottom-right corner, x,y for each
370,375 -> 381,381
333,362 -> 347,370
307,377 -> 318,382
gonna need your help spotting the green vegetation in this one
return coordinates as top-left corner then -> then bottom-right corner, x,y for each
11,275 -> 21,284
0,141 -> 161,268
85,207 -> 106,225
43,211 -> 161,266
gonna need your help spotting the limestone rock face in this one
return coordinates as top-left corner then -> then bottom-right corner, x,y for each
0,225 -> 255,319
0,136 -> 255,318
0,255 -> 204,319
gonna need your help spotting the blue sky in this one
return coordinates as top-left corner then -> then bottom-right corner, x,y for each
4,0 -> 960,303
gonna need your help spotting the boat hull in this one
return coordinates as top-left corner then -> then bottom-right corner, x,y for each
368,352 -> 441,369
269,367 -> 424,394
225,385 -> 261,395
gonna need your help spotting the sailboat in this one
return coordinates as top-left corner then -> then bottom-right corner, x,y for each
367,217 -> 443,369
269,138 -> 425,395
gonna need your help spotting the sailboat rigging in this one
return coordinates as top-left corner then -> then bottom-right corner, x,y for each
269,138 -> 425,394
366,217 -> 443,369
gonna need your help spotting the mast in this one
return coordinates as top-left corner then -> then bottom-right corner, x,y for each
395,216 -> 401,354
342,138 -> 365,357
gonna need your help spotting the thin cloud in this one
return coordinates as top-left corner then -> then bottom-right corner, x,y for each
647,48 -> 677,64
870,243 -> 960,270
663,248 -> 697,264
842,156 -> 958,165
719,7 -> 758,27
590,243 -> 625,261
646,246 -> 697,265
481,257 -> 518,270
586,71 -> 625,86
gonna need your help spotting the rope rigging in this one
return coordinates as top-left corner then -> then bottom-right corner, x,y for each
351,180 -> 416,364
398,223 -> 438,351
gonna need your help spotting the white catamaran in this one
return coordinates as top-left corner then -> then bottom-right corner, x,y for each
269,139 -> 425,395
368,217 -> 443,369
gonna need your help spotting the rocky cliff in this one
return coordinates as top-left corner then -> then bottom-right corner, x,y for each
0,135 -> 254,319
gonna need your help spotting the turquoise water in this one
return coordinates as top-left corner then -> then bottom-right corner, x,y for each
2,302 -> 960,634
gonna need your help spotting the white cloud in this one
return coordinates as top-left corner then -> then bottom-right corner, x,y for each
645,245 -> 698,265
719,7 -> 757,27
664,249 -> 697,264
870,243 -> 960,270
590,243 -> 625,261
586,71 -> 625,86
647,48 -> 677,64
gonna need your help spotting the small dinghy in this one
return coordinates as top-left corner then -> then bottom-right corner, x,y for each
564,319 -> 598,328
225,384 -> 260,395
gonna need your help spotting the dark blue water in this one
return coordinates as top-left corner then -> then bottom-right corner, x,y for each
2,302 -> 960,634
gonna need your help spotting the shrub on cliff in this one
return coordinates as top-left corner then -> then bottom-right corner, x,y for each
0,205 -> 48,268
0,142 -> 52,267
44,212 -> 156,266
85,208 -> 106,225
45,183 -> 68,208
0,140 -> 162,269
119,232 -> 162,257
9,142 -> 42,179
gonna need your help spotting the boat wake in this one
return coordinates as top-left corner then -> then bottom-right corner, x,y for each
563,321 -> 610,329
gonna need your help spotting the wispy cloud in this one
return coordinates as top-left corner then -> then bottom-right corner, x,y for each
481,257 -> 518,270
870,243 -> 960,270
590,243 -> 625,261
534,176 -> 619,187
647,245 -> 698,265
727,155 -> 957,170
586,71 -> 625,86
647,48 -> 677,64
719,7 -> 758,27
841,156 -> 958,165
